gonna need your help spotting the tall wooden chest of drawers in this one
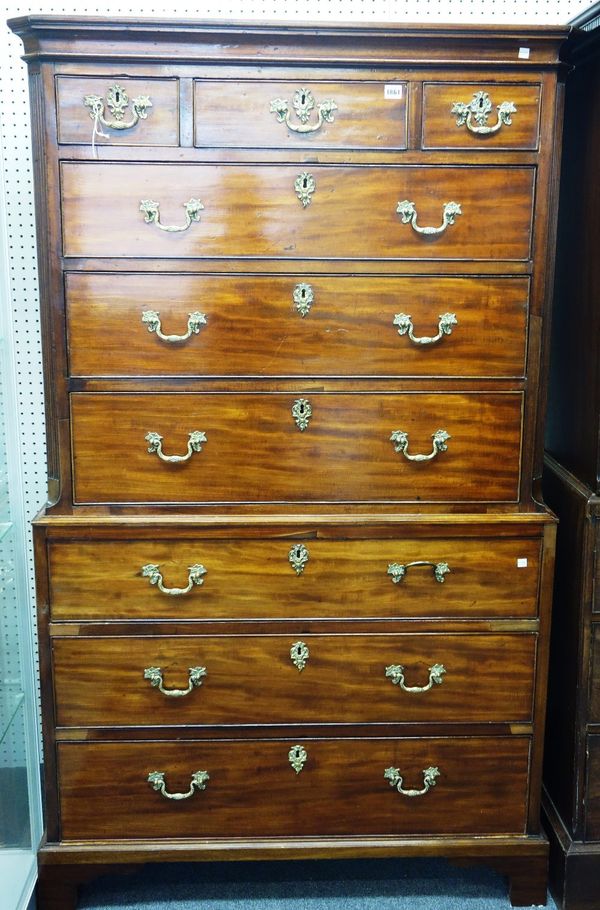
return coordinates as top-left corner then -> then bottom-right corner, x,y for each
543,6 -> 600,909
8,16 -> 567,909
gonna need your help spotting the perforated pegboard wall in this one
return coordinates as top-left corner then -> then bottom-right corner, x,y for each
0,0 -> 591,767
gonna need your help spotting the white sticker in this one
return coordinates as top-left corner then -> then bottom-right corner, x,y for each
384,84 -> 404,100
517,558 -> 528,568
518,47 -> 530,59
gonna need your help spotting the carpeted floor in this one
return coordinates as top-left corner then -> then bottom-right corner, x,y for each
78,859 -> 559,909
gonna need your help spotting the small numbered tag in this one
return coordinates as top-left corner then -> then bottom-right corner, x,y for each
517,558 -> 528,568
384,84 -> 404,100
518,47 -> 530,59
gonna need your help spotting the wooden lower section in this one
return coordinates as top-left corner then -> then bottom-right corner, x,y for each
544,789 -> 600,910
36,839 -> 550,910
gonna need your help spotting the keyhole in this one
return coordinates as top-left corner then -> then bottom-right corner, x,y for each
301,288 -> 307,300
298,403 -> 305,415
294,546 -> 302,559
303,177 -> 308,189
477,96 -> 485,110
115,90 -> 121,103
301,92 -> 306,105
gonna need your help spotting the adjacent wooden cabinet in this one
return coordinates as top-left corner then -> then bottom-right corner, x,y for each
543,6 -> 600,909
8,16 -> 568,909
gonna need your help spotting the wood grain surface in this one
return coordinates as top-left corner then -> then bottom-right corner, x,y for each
51,632 -> 537,726
47,534 -> 542,621
194,79 -> 407,149
60,163 -> 535,260
69,391 -> 524,504
422,83 -> 541,149
56,736 -> 531,840
56,75 -> 180,146
65,273 -> 529,379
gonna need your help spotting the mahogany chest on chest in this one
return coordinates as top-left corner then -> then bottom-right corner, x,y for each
7,15 -> 567,908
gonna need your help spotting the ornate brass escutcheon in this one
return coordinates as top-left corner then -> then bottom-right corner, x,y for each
396,200 -> 462,236
288,543 -> 309,575
288,744 -> 308,774
295,172 -> 316,208
390,429 -> 450,462
451,91 -> 517,135
385,662 -> 447,693
141,562 -> 207,595
141,310 -> 207,343
143,665 -> 207,697
83,83 -> 152,130
393,312 -> 457,345
386,561 -> 450,584
270,88 -> 337,133
147,769 -> 209,800
140,198 -> 204,233
384,765 -> 440,797
292,398 -> 312,431
293,282 -> 314,317
290,641 -> 309,672
145,430 -> 207,463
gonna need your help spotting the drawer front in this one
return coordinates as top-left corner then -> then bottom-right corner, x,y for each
423,83 -> 541,149
57,736 -> 531,840
52,633 -> 536,726
591,625 -> 600,723
65,273 -> 529,379
586,734 -> 600,841
61,163 -> 535,261
194,79 -> 407,149
56,76 -> 180,146
48,535 -> 542,621
70,392 -> 523,504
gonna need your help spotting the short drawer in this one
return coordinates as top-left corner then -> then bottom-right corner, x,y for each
65,273 -> 529,380
57,736 -> 531,840
47,534 -> 542,621
194,79 -> 407,149
52,633 -> 537,727
591,625 -> 600,723
56,76 -> 179,146
70,392 -> 523,504
60,163 -> 535,261
422,83 -> 541,149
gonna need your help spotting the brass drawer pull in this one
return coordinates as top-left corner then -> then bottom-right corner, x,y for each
141,562 -> 207,595
396,200 -> 461,236
145,430 -> 207,463
385,662 -> 446,692
142,310 -> 207,343
140,198 -> 204,233
144,665 -> 207,697
387,560 -> 450,584
290,640 -> 309,672
390,429 -> 450,461
393,312 -> 457,345
288,543 -> 309,575
83,83 -> 152,131
147,770 -> 209,800
384,765 -> 440,797
289,745 -> 307,774
270,88 -> 337,134
452,91 -> 517,135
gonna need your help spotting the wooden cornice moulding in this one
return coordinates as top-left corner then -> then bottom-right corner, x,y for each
7,15 -> 570,67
